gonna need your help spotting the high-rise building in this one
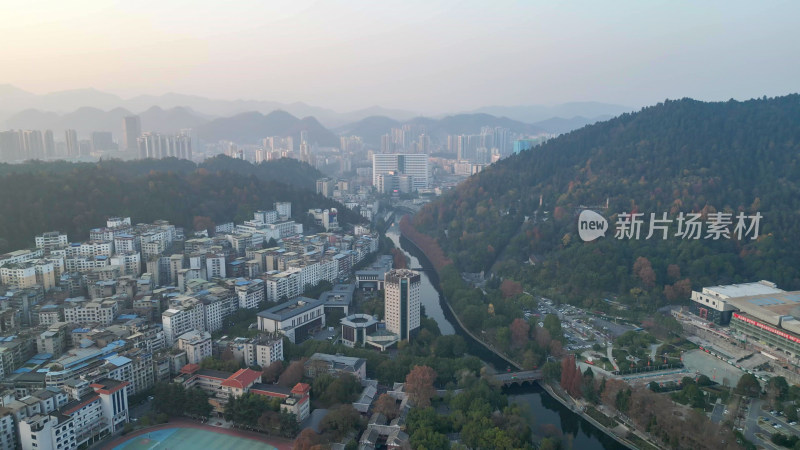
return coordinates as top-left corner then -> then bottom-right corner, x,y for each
137,132 -> 192,160
43,130 -> 55,157
122,116 -> 141,151
417,133 -> 430,154
0,130 -> 22,161
384,269 -> 421,340
22,130 -> 44,159
380,134 -> 392,153
372,153 -> 429,190
513,139 -> 536,154
316,178 -> 336,198
494,127 -> 509,156
275,202 -> 292,219
91,131 -> 114,151
65,129 -> 79,157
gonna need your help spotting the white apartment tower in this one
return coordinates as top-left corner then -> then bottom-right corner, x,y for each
372,153 -> 429,190
384,269 -> 421,340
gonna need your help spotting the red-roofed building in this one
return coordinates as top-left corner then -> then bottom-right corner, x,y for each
291,383 -> 311,396
221,368 -> 262,398
180,363 -> 200,374
250,383 -> 292,399
280,382 -> 311,422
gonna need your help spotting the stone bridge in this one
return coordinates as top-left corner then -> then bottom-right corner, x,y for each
492,370 -> 543,386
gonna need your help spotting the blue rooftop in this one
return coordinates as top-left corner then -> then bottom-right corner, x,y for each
105,355 -> 132,367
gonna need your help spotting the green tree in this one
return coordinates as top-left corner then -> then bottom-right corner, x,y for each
410,428 -> 450,450
766,376 -> 789,404
320,405 -> 362,440
543,314 -> 564,342
735,373 -> 761,397
542,361 -> 561,381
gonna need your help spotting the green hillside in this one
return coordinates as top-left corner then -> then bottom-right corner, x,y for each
0,156 -> 364,252
414,95 -> 800,309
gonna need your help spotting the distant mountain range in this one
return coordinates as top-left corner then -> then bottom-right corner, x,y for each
335,113 -> 606,146
0,84 -> 417,128
468,102 -> 633,123
2,106 -> 209,138
0,84 -> 631,132
1,103 -> 616,147
197,110 -> 339,147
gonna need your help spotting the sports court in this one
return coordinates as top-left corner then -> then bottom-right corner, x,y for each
114,427 -> 278,450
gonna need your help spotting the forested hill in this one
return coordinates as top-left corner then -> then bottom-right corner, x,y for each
0,156 -> 364,252
413,95 -> 800,309
0,155 -> 322,190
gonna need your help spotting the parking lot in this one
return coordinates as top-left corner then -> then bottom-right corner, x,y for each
589,317 -> 636,338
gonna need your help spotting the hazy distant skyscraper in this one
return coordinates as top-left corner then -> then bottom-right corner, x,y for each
417,134 -> 430,154
21,130 -> 44,159
43,130 -> 55,157
380,134 -> 392,153
137,132 -> 192,160
494,127 -> 509,156
122,116 -> 141,151
299,130 -> 309,145
91,131 -> 114,151
299,142 -> 311,164
0,131 -> 21,162
65,129 -> 79,157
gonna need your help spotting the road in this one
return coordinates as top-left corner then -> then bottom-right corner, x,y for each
710,402 -> 725,424
743,398 -> 783,449
607,345 -> 620,371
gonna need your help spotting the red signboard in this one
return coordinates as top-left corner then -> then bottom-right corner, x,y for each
733,313 -> 800,344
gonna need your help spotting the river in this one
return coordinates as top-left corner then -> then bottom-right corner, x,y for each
386,218 -> 626,449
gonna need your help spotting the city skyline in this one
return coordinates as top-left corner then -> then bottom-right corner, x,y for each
2,1 -> 798,113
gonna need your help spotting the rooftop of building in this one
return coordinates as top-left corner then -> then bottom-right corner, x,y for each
258,297 -> 324,321
250,383 -> 291,397
61,394 -> 101,415
306,352 -> 366,372
702,280 -> 784,299
221,368 -> 262,389
196,368 -> 233,380
727,290 -> 800,334
385,268 -> 421,282
89,378 -> 129,395
341,314 -> 379,328
177,330 -> 211,343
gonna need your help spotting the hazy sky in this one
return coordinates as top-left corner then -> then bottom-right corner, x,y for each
3,0 -> 799,113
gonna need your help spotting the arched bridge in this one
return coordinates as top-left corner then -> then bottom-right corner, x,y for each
492,370 -> 542,386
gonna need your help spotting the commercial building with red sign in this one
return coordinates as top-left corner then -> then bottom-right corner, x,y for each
726,289 -> 800,356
